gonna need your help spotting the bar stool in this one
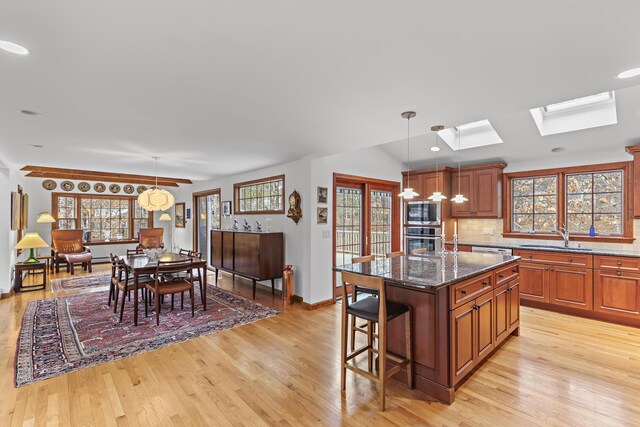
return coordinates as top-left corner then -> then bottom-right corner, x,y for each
385,251 -> 405,258
340,271 -> 413,411
349,255 -> 376,352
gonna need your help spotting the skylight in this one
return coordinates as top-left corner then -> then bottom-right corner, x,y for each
439,119 -> 503,151
530,91 -> 617,136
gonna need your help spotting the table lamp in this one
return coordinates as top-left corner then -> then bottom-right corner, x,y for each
36,212 -> 55,233
15,232 -> 49,263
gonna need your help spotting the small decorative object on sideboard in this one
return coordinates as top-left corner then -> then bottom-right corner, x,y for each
317,207 -> 328,224
243,219 -> 252,231
266,218 -> 272,232
256,220 -> 262,232
317,186 -> 328,204
233,218 -> 239,231
287,190 -> 302,224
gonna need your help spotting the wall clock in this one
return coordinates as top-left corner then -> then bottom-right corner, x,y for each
42,180 -> 57,191
94,183 -> 106,193
123,184 -> 135,194
61,181 -> 75,191
287,190 -> 302,224
78,182 -> 90,192
109,184 -> 121,193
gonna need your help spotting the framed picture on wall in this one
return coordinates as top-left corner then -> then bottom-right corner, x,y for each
317,186 -> 328,204
21,193 -> 29,230
10,192 -> 21,231
175,202 -> 186,228
222,201 -> 232,216
317,207 -> 328,224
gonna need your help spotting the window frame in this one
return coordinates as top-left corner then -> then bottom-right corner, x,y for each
51,192 -> 153,245
233,174 -> 285,215
503,161 -> 633,243
510,174 -> 559,234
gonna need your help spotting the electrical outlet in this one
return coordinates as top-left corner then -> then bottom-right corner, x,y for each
321,230 -> 331,239
483,228 -> 494,235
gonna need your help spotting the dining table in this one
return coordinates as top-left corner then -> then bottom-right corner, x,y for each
120,252 -> 208,326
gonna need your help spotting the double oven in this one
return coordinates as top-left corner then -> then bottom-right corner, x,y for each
404,201 -> 442,253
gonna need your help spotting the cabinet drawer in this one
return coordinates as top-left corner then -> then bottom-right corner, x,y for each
595,256 -> 640,272
450,273 -> 493,309
495,262 -> 519,287
514,250 -> 592,268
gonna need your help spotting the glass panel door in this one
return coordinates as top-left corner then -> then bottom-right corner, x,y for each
369,190 -> 392,257
194,190 -> 221,266
197,196 -> 208,256
335,187 -> 362,266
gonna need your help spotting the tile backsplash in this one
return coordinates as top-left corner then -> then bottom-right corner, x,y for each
456,218 -> 640,252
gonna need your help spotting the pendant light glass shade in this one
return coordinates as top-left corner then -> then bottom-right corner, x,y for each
429,125 -> 447,201
400,111 -> 418,199
137,157 -> 176,211
452,122 -> 467,204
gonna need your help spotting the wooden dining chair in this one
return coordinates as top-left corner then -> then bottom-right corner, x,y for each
385,251 -> 405,258
341,271 -> 413,411
126,248 -> 144,256
410,248 -> 428,255
174,250 -> 204,310
145,258 -> 201,326
113,258 -> 154,322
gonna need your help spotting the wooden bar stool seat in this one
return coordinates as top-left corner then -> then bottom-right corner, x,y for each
341,271 -> 413,411
348,255 -> 378,352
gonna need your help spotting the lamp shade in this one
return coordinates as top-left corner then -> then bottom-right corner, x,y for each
36,212 -> 56,223
137,188 -> 175,212
15,232 -> 49,250
158,212 -> 172,221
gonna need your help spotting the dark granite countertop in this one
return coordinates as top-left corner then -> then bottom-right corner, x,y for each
450,241 -> 640,258
333,252 -> 520,290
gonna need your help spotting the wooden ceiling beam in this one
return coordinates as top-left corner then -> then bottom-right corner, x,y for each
24,171 -> 181,187
21,165 -> 192,186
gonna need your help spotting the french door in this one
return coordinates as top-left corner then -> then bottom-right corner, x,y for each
192,189 -> 221,266
333,173 -> 400,300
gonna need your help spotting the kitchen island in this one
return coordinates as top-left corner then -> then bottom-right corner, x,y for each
334,252 -> 521,404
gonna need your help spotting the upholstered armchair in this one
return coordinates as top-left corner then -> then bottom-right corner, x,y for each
137,228 -> 165,250
51,229 -> 91,273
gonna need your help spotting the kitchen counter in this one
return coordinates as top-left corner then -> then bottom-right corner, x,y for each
450,241 -> 640,258
334,252 -> 519,289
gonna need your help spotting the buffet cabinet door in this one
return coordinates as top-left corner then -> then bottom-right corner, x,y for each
476,291 -> 494,360
450,299 -> 476,384
494,283 -> 510,345
508,281 -> 520,332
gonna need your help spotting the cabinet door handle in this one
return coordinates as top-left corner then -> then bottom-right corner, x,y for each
568,258 -> 573,262
482,281 -> 488,285
528,255 -> 533,259
473,305 -> 479,311
617,271 -> 622,276
498,274 -> 504,279
461,289 -> 467,295
617,262 -> 622,266
550,267 -> 554,271
512,269 -> 517,273
545,268 -> 549,271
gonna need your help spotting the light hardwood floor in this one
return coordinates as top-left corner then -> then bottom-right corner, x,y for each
1,265 -> 640,426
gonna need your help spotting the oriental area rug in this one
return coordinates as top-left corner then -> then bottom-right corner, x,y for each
15,285 -> 280,386
50,273 -> 112,293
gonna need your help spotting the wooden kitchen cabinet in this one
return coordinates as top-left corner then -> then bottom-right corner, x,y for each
594,268 -> 640,320
402,168 -> 453,202
519,261 -> 549,302
451,164 -> 505,218
494,279 -> 520,345
549,265 -> 593,310
450,290 -> 494,384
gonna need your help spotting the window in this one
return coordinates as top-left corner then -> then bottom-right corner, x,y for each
566,171 -> 623,234
439,119 -> 504,151
504,162 -> 631,242
56,196 -> 77,230
511,176 -> 558,233
53,193 -> 152,243
234,174 -> 284,214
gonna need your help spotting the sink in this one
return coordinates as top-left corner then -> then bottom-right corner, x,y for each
520,244 -> 592,252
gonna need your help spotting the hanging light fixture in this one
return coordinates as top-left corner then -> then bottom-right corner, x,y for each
428,125 -> 447,201
451,126 -> 468,204
399,111 -> 419,199
137,156 -> 176,211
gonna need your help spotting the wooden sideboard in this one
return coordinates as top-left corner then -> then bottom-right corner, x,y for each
210,230 -> 284,299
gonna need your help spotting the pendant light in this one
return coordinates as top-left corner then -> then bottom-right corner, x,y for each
428,125 -> 447,201
399,111 -> 419,199
137,156 -> 176,211
451,126 -> 468,204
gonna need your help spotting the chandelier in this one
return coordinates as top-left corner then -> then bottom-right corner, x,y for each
137,156 -> 175,211
428,125 -> 447,202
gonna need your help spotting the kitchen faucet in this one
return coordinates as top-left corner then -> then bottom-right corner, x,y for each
555,226 -> 570,248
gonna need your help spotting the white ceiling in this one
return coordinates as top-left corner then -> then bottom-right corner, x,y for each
1,1 -> 640,180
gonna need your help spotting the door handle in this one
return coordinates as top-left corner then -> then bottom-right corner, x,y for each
461,289 -> 467,295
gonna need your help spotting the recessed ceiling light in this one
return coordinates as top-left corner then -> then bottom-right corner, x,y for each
30,144 -> 45,148
618,67 -> 640,79
0,40 -> 29,55
430,146 -> 440,152
551,147 -> 566,153
20,110 -> 41,116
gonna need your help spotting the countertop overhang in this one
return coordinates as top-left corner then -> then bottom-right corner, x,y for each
334,252 -> 520,290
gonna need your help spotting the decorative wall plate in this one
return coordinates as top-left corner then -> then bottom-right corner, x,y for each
78,182 -> 90,192
94,183 -> 106,193
61,181 -> 75,192
123,184 -> 135,194
42,180 -> 57,191
136,185 -> 147,194
109,184 -> 121,193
